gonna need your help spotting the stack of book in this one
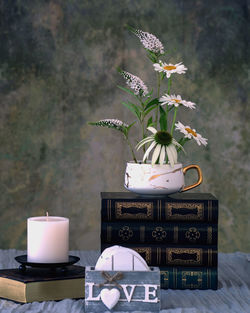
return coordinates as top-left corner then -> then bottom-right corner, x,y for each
101,192 -> 218,290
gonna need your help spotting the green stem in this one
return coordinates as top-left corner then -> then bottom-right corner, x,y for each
139,98 -> 146,154
177,137 -> 189,153
171,107 -> 178,135
166,77 -> 172,132
156,73 -> 161,126
141,118 -> 146,154
126,136 -> 137,163
168,77 -> 172,95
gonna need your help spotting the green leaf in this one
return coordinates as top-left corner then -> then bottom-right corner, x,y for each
145,89 -> 153,99
117,85 -> 138,99
144,104 -> 158,116
128,121 -> 136,130
116,67 -> 123,74
126,25 -> 136,33
147,50 -> 158,63
146,116 -> 153,128
123,121 -> 136,137
159,106 -> 167,131
144,98 -> 159,111
122,101 -> 141,120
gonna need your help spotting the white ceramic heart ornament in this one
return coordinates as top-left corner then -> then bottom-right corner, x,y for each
100,288 -> 120,310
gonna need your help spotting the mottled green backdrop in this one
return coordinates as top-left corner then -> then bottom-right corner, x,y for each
0,0 -> 249,252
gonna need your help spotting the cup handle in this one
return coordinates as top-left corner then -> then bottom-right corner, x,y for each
182,165 -> 203,192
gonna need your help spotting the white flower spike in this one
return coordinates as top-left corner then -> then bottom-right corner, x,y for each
133,29 -> 164,55
120,70 -> 149,97
89,119 -> 128,133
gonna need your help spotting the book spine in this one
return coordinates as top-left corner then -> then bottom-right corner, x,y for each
101,199 -> 218,223
101,222 -> 217,245
101,244 -> 218,267
160,267 -> 217,290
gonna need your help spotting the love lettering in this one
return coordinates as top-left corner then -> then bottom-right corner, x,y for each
86,282 -> 159,303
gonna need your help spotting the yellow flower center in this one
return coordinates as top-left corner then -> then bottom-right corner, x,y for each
163,65 -> 176,71
173,99 -> 181,103
185,127 -> 197,137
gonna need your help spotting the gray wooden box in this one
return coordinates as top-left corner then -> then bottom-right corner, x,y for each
85,266 -> 160,312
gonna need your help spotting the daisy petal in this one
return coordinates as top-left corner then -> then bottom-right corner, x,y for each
169,144 -> 178,163
172,138 -> 185,153
147,126 -> 157,134
136,137 -> 154,150
152,144 -> 161,165
159,145 -> 166,165
166,146 -> 174,167
143,141 -> 156,162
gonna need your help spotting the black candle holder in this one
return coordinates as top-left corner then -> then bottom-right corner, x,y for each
15,255 -> 80,273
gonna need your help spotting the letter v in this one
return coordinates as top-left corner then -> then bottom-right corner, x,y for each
121,285 -> 136,303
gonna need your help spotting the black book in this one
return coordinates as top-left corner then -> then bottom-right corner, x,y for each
101,221 -> 218,245
101,192 -> 218,223
101,243 -> 218,267
0,265 -> 85,303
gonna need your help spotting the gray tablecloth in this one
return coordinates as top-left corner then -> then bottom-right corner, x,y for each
0,250 -> 249,313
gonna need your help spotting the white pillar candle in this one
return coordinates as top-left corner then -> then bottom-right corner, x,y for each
27,214 -> 69,263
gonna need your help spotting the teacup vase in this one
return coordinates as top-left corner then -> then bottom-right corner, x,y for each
124,162 -> 202,195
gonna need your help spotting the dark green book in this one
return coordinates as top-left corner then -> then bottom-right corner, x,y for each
101,243 -> 217,267
160,266 -> 217,290
101,192 -> 218,223
101,221 -> 217,245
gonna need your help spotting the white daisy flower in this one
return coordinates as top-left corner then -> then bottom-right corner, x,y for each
153,61 -> 187,78
175,121 -> 208,146
89,119 -> 128,132
133,29 -> 164,55
136,127 -> 184,167
120,70 -> 149,97
159,94 -> 196,109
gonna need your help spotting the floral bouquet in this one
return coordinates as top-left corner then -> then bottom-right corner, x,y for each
89,26 -> 207,168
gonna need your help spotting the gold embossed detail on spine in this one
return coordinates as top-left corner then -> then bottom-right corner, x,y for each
166,248 -> 202,265
166,202 -> 204,221
182,271 -> 203,289
185,227 -> 201,242
115,202 -> 153,220
207,226 -> 212,245
161,271 -> 169,288
134,247 -> 151,264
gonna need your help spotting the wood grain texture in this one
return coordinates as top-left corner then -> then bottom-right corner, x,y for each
85,266 -> 160,312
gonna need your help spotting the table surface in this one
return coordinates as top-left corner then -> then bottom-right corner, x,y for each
0,250 -> 250,313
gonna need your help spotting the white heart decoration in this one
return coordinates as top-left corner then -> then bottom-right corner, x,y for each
100,288 -> 120,310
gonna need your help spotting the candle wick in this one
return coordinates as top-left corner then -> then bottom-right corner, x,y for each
46,211 -> 49,221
